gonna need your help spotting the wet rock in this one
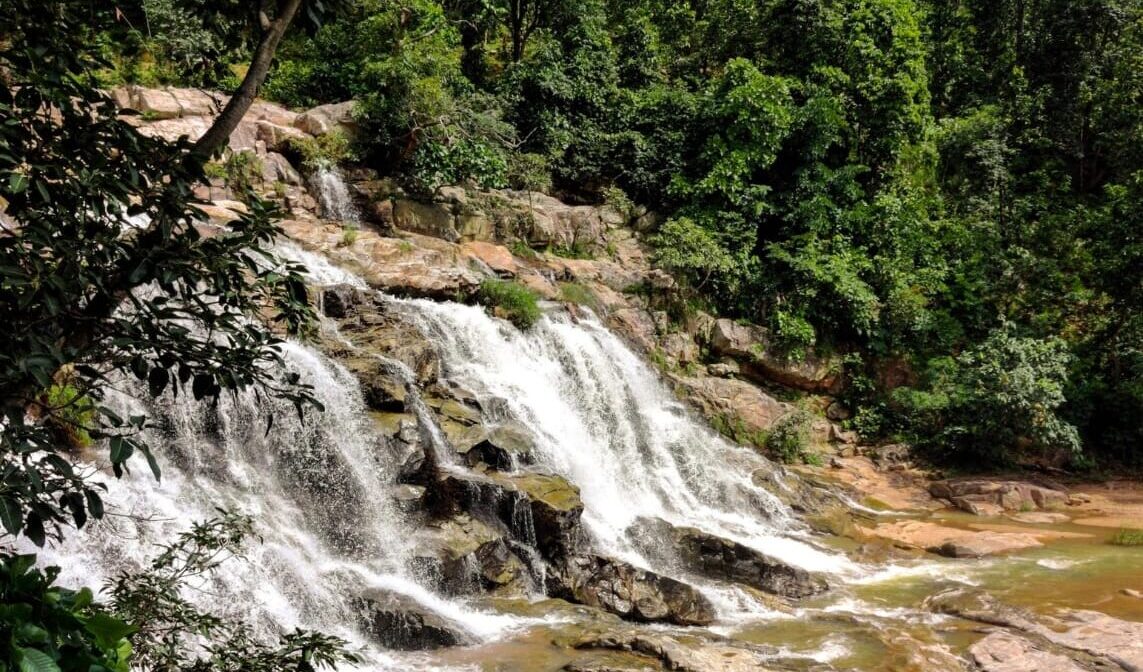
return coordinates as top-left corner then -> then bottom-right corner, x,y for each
391,484 -> 427,513
355,590 -> 470,650
552,555 -> 716,626
631,518 -> 828,598
859,520 -> 1042,557
458,424 -> 536,470
411,514 -> 528,595
430,469 -> 585,561
340,356 -> 407,412
320,284 -> 369,319
926,588 -> 1143,670
969,631 -> 1085,672
929,479 -> 1069,513
1007,511 -> 1070,524
572,630 -> 777,671
707,318 -> 842,393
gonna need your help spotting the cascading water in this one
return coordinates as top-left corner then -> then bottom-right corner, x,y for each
311,165 -> 361,222
393,300 -> 857,594
32,336 -> 536,671
31,247 -> 921,670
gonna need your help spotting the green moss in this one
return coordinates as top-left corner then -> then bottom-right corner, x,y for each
42,384 -> 97,449
1109,528 -> 1143,546
286,131 -> 352,171
478,278 -> 542,329
557,281 -> 598,309
765,410 -> 814,464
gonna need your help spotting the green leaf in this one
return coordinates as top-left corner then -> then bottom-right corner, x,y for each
84,613 -> 138,651
147,367 -> 168,397
0,496 -> 22,535
23,512 -> 45,547
16,647 -> 60,672
84,490 -> 105,520
108,437 -> 134,465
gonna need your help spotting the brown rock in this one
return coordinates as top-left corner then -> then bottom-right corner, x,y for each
708,318 -> 842,393
461,241 -> 516,277
860,520 -> 1042,557
673,375 -> 789,434
553,554 -> 716,626
295,100 -> 357,136
969,632 -> 1085,672
256,120 -> 308,151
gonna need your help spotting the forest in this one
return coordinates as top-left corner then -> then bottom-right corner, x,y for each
3,1 -> 1143,670
99,0 -> 1143,469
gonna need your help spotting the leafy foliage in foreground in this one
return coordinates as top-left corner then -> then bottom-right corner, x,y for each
107,511 -> 358,672
0,0 -> 318,545
0,514 -> 357,672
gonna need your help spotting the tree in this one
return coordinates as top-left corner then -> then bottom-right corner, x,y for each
0,0 -> 326,544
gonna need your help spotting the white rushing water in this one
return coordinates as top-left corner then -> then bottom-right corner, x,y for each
33,338 -> 537,671
311,166 -> 362,222
396,298 -> 856,578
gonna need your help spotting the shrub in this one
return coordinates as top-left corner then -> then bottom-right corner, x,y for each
558,282 -> 599,309
894,326 -> 1082,465
286,132 -> 353,171
40,383 -> 97,449
478,278 -> 542,329
765,410 -> 814,464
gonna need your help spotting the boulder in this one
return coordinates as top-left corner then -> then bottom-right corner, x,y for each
631,518 -> 828,598
708,318 -> 842,393
572,630 -> 777,672
256,120 -> 308,152
393,198 -> 459,241
295,100 -> 358,137
410,514 -> 529,595
552,554 -> 716,626
928,479 -> 1069,513
673,375 -> 789,435
969,632 -> 1086,672
457,424 -> 536,470
461,241 -> 516,277
128,87 -> 182,119
927,588 -> 1143,671
262,151 -> 303,186
340,356 -> 407,412
355,591 -> 471,650
430,469 -> 585,561
859,520 -> 1043,557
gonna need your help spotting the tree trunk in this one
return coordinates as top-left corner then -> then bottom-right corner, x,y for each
191,0 -> 304,161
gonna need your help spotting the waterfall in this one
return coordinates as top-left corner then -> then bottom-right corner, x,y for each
395,299 -> 854,577
311,166 -> 361,222
31,339 -> 537,671
30,247 -> 869,669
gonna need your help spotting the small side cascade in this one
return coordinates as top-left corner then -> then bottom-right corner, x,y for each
310,165 -> 361,223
